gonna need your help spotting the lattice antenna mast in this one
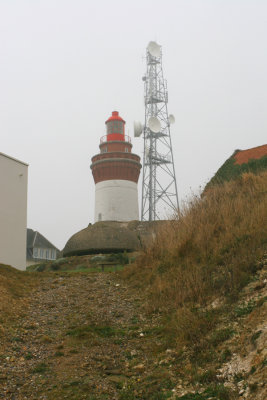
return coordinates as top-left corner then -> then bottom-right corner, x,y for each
139,41 -> 178,221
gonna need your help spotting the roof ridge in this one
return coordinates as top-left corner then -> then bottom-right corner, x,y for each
236,144 -> 267,153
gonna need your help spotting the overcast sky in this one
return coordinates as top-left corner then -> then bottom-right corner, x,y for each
0,0 -> 266,249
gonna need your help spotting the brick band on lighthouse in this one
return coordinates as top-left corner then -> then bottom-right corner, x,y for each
91,111 -> 142,222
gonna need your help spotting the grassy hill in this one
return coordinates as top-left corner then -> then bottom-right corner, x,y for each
0,171 -> 266,399
123,171 -> 267,399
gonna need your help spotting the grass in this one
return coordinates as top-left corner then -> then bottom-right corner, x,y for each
234,300 -> 257,317
27,252 -> 130,273
177,385 -> 232,399
209,328 -> 234,346
31,362 -> 49,374
66,324 -> 126,339
122,171 -> 267,355
220,348 -> 232,362
28,262 -> 124,273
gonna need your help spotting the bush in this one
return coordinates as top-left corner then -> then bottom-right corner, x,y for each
36,263 -> 46,272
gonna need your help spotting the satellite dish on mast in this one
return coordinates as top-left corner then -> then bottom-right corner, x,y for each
169,114 -> 175,124
147,41 -> 161,57
148,116 -> 161,133
134,121 -> 143,137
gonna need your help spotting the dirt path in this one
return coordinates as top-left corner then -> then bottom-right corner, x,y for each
0,272 -> 174,400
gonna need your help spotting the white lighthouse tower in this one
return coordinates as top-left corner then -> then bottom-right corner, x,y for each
91,111 -> 141,222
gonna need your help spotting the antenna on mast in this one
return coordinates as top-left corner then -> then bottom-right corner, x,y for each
134,41 -> 179,221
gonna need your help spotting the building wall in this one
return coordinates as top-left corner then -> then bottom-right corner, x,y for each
0,153 -> 28,270
94,179 -> 139,222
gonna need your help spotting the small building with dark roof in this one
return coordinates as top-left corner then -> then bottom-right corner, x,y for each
26,229 -> 59,267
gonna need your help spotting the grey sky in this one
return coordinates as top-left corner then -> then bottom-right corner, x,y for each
0,0 -> 266,249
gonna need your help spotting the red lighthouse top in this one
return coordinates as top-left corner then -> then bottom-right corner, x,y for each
105,111 -> 125,142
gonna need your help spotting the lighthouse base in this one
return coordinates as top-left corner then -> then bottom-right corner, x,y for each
94,180 -> 139,222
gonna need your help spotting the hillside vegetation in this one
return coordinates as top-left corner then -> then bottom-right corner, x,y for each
122,171 -> 267,398
0,172 -> 266,400
126,172 -> 267,311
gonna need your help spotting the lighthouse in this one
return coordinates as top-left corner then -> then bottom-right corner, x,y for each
91,111 -> 141,222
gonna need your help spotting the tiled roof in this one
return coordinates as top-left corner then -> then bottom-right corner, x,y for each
234,144 -> 267,165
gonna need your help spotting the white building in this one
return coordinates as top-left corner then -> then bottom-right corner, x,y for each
0,152 -> 28,270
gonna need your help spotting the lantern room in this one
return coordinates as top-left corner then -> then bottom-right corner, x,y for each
105,111 -> 125,141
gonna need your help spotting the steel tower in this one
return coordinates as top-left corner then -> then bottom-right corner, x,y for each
138,41 -> 178,221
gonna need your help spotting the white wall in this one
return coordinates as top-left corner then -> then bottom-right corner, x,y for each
0,153 -> 28,270
95,179 -> 139,222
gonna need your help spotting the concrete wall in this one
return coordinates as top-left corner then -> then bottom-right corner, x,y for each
94,179 -> 139,222
0,153 -> 28,270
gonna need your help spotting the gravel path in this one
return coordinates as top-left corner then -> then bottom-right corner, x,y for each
0,272 -> 170,400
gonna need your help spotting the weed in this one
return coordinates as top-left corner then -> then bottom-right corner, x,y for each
118,387 -> 137,400
66,324 -> 125,338
257,296 -> 267,307
233,372 -> 244,383
11,336 -> 23,342
130,315 -> 140,324
248,382 -> 258,392
31,362 -> 48,374
220,348 -> 232,362
196,369 -> 218,384
25,324 -> 37,330
150,392 -> 173,399
69,380 -> 80,386
234,300 -> 256,317
54,351 -> 64,357
210,328 -> 234,346
250,330 -> 262,345
177,384 -> 231,399
190,345 -> 218,366
249,366 -> 256,374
